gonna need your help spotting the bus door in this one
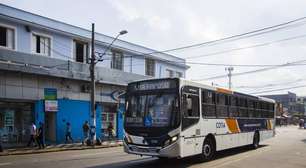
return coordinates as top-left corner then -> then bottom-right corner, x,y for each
181,86 -> 200,157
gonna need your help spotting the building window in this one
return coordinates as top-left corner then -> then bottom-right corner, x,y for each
32,33 -> 51,56
145,58 -> 155,76
175,71 -> 182,78
111,51 -> 123,70
0,25 -> 15,50
166,69 -> 174,77
73,40 -> 88,63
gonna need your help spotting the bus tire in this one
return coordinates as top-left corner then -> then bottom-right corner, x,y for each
251,131 -> 260,149
198,136 -> 216,162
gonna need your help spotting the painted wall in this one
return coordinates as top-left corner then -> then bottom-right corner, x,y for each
0,17 -> 187,77
55,99 -> 102,143
117,103 -> 125,140
34,99 -> 105,144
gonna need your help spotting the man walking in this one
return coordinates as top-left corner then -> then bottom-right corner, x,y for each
0,131 -> 3,152
107,122 -> 114,140
82,121 -> 89,145
65,122 -> 73,143
36,122 -> 45,149
27,122 -> 37,147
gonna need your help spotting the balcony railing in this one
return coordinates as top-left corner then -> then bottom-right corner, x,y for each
0,49 -> 149,85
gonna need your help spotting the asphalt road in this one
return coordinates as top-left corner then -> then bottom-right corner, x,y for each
0,126 -> 306,168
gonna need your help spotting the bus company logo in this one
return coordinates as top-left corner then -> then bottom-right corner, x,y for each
216,122 -> 226,128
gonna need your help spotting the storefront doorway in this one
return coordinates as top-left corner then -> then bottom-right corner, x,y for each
101,103 -> 117,139
0,101 -> 34,148
45,112 -> 56,142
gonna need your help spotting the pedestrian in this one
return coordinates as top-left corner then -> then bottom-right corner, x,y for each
65,122 -> 73,143
107,122 -> 114,140
36,122 -> 45,149
0,131 -> 3,152
89,125 -> 96,145
27,122 -> 37,147
82,121 -> 90,145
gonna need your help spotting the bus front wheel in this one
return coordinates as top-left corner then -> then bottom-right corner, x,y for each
251,132 -> 260,149
198,137 -> 216,162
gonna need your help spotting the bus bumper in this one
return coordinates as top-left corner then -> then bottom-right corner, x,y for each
123,140 -> 180,158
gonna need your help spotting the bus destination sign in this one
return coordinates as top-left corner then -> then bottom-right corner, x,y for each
130,80 -> 176,91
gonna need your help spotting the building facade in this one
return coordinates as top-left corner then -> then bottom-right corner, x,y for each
0,4 -> 188,147
262,92 -> 305,116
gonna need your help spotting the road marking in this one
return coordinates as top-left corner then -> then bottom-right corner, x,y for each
71,150 -> 122,157
0,162 -> 12,166
202,146 -> 272,168
127,157 -> 154,164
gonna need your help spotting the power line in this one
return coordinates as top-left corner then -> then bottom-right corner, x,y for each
235,78 -> 305,89
192,59 -> 306,81
249,85 -> 306,95
184,33 -> 306,59
100,16 -> 306,61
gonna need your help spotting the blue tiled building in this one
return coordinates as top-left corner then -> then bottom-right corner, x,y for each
0,4 -> 188,147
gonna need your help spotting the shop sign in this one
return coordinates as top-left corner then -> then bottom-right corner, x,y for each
45,100 -> 58,112
44,88 -> 57,100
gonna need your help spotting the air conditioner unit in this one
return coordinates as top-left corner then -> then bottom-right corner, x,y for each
81,84 -> 90,93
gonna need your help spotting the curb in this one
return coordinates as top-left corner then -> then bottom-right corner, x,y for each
0,143 -> 123,156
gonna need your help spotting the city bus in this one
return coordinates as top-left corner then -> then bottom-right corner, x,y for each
123,78 -> 275,161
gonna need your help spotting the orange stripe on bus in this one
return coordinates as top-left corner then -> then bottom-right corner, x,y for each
225,119 -> 240,133
216,88 -> 233,94
267,120 -> 273,130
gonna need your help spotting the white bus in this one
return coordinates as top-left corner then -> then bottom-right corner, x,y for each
123,78 -> 275,161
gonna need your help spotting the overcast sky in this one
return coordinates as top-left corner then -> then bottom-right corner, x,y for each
2,0 -> 306,96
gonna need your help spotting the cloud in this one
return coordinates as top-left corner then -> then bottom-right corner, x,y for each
2,0 -> 306,95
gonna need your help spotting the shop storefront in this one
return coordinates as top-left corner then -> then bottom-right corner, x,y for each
0,101 -> 34,148
101,103 -> 118,139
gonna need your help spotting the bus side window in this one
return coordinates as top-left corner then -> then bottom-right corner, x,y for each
202,90 -> 216,118
182,93 -> 199,130
187,95 -> 192,115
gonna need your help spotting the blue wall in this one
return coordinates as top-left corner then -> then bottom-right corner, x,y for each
35,99 -> 102,143
35,99 -> 123,144
117,103 -> 125,140
56,99 -> 89,143
34,100 -> 45,125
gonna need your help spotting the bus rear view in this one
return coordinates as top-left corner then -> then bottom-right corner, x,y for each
123,78 -> 181,158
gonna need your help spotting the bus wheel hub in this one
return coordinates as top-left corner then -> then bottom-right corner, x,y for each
204,144 -> 211,156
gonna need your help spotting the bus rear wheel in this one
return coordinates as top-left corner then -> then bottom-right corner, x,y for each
251,132 -> 260,149
198,137 -> 216,162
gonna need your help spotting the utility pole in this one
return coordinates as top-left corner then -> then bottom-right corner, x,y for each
225,67 -> 234,90
90,23 -> 96,141
89,23 -> 127,144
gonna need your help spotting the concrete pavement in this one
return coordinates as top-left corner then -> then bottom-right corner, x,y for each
0,141 -> 123,156
0,126 -> 305,168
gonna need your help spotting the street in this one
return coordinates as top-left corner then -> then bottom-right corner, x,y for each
0,126 -> 305,168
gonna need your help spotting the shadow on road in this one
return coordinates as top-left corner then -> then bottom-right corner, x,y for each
87,145 -> 268,168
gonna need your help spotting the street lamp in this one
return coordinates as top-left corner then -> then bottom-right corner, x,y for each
90,23 -> 127,144
95,30 -> 128,62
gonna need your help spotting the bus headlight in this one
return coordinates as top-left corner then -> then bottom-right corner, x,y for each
163,135 -> 179,147
171,136 -> 178,142
124,133 -> 133,144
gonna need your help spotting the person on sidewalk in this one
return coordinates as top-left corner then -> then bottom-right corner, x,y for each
0,131 -> 3,152
82,121 -> 89,145
27,122 -> 37,147
107,122 -> 114,141
65,122 -> 73,143
36,122 -> 45,149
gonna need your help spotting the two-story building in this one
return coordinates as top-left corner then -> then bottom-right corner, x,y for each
0,4 -> 188,147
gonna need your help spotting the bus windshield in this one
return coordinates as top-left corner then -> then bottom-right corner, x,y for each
125,93 -> 178,127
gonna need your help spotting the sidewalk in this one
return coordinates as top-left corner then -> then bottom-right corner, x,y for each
0,140 -> 123,156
